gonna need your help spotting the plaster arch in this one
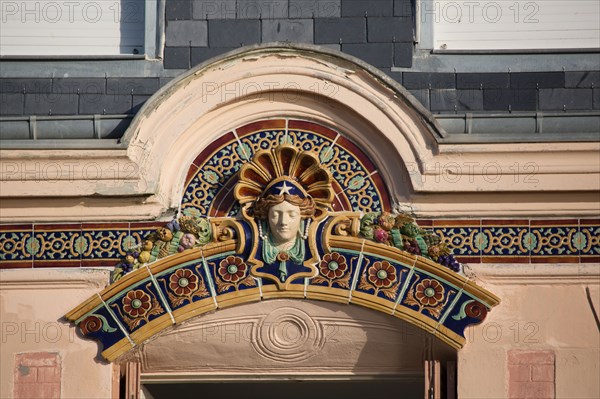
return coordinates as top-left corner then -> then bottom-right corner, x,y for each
123,44 -> 444,213
63,48 -> 501,362
124,298 -> 456,384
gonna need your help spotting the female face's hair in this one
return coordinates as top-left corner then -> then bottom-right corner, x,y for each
253,194 -> 315,220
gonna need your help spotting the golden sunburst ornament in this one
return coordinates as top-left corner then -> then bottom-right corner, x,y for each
234,145 -> 334,210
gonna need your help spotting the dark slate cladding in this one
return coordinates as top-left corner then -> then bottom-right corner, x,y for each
166,20 -> 208,46
132,95 -> 152,114
342,43 -> 393,68
0,93 -> 24,116
208,20 -> 261,47
565,71 -> 600,88
1,0 -> 599,121
262,19 -> 314,43
403,73 -> 455,89
341,0 -> 393,17
24,93 -> 79,115
106,79 -> 160,96
314,18 -> 367,44
594,89 -> 600,110
193,0 -> 237,19
237,0 -> 289,19
191,47 -> 238,66
52,78 -> 106,94
164,47 -> 191,69
456,73 -> 509,89
367,17 -> 412,43
539,89 -> 593,111
289,0 -> 341,18
80,94 -> 134,115
393,0 -> 412,17
166,0 -> 193,20
378,68 -> 402,83
510,72 -> 565,89
483,89 -> 537,111
393,43 -> 412,68
0,79 -> 52,94
407,89 -> 429,109
430,89 -> 483,113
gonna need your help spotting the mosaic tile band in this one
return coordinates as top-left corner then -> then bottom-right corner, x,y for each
1,219 -> 598,268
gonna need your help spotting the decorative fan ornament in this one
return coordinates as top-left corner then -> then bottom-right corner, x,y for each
233,145 -> 335,213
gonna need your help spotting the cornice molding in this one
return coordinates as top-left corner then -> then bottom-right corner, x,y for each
1,45 -> 598,221
0,268 -> 110,290
469,263 -> 600,285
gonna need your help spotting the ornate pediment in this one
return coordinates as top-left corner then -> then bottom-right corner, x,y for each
65,119 -> 499,362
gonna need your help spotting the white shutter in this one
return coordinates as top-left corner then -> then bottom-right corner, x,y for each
0,0 -> 145,56
431,0 -> 600,50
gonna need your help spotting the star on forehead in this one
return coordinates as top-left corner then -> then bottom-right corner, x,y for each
277,182 -> 293,195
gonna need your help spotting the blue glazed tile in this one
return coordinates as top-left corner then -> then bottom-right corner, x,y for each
80,228 -> 130,260
401,271 -> 460,321
205,254 -> 257,295
530,223 -> 579,256
107,281 -> 167,334
155,262 -> 212,310
77,306 -> 127,350
33,224 -> 81,261
433,225 -> 481,256
578,223 -> 599,258
353,255 -> 407,302
0,229 -> 32,262
311,251 -> 354,290
480,226 -> 530,256
444,296 -> 489,337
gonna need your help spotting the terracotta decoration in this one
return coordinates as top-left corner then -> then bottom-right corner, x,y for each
65,119 -> 500,362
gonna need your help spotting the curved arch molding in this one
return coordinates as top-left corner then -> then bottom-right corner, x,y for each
180,119 -> 392,217
65,215 -> 499,362
65,119 -> 499,362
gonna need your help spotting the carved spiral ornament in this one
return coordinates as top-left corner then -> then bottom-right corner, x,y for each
465,301 -> 488,321
251,307 -> 325,362
79,315 -> 102,335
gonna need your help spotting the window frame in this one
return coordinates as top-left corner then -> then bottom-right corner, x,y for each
415,0 -> 600,54
0,0 -> 164,60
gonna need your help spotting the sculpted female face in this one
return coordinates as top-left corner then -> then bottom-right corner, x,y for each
268,200 -> 302,245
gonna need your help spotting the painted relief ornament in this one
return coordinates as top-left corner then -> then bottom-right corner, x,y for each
159,266 -> 210,307
312,252 -> 351,288
358,260 -> 405,299
110,284 -> 165,330
404,276 -> 456,319
111,216 -> 213,282
359,211 -> 462,274
234,145 -> 335,288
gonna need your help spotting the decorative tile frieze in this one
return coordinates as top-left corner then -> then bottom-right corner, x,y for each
2,218 -> 597,268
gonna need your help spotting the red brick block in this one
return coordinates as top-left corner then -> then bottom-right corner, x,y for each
14,365 -> 37,383
507,349 -> 555,399
509,381 -> 554,399
532,365 -> 554,382
508,349 -> 555,365
15,352 -> 59,367
14,353 -> 61,399
37,366 -> 60,383
16,383 -> 60,399
509,364 -> 532,382
39,383 -> 60,399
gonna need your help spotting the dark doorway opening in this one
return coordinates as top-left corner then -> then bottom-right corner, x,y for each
142,378 -> 424,399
